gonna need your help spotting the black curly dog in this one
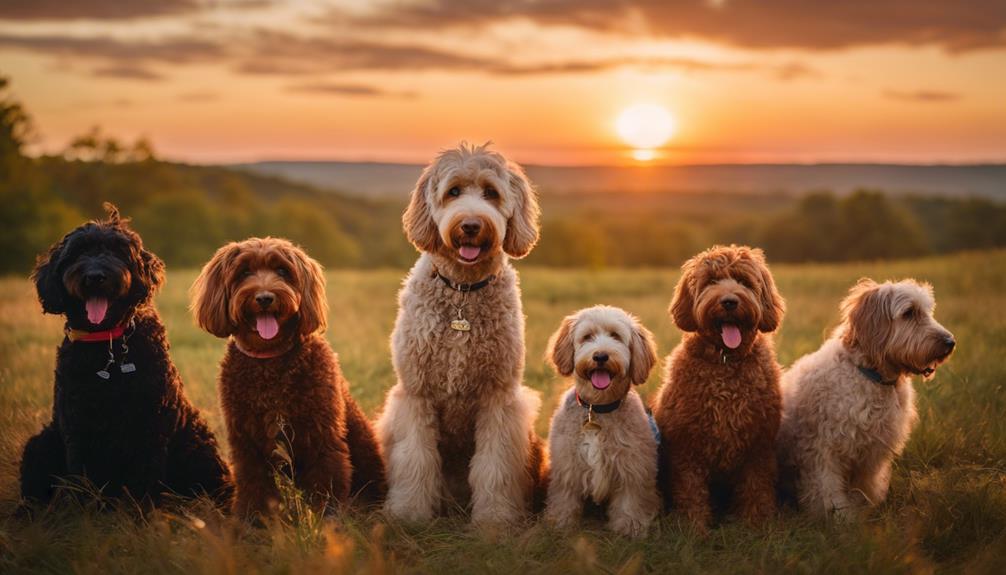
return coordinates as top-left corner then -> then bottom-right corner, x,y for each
20,205 -> 232,506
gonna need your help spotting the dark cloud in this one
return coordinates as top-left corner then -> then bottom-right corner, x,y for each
286,82 -> 417,98
0,28 -> 815,83
0,0 -> 201,21
91,64 -> 164,81
344,0 -> 1006,53
240,31 -> 491,73
884,89 -> 962,103
0,33 -> 224,63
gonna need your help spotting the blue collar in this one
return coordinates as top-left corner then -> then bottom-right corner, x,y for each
858,365 -> 897,386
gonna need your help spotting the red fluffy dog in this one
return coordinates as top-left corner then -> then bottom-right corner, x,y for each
191,238 -> 385,518
652,245 -> 785,530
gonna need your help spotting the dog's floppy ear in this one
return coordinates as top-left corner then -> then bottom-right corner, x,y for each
841,278 -> 892,369
190,243 -> 240,337
502,161 -> 540,259
628,318 -> 659,385
751,248 -> 785,333
547,314 -> 577,377
402,164 -> 441,252
31,231 -> 73,315
670,256 -> 699,332
138,246 -> 166,295
290,243 -> 328,336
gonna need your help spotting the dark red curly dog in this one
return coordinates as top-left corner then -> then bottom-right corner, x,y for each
20,205 -> 232,506
191,237 -> 385,518
652,245 -> 786,530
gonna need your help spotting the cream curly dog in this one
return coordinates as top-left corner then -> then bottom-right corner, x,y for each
377,143 -> 546,527
777,278 -> 955,520
544,306 -> 660,537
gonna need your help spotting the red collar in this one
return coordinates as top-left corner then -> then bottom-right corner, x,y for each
66,322 -> 129,343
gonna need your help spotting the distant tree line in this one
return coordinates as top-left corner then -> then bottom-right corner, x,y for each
2,77 -> 1005,274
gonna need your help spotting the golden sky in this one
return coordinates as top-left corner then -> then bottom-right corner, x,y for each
1,0 -> 1005,165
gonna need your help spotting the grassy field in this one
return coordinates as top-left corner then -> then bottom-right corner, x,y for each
1,251 -> 1004,574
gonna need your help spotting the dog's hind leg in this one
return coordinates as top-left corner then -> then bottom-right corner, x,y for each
378,384 -> 443,522
345,396 -> 387,504
166,416 -> 233,506
20,424 -> 66,504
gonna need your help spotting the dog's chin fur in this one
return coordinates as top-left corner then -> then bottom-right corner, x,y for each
573,365 -> 630,406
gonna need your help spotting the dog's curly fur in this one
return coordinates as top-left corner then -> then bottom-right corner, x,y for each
544,306 -> 660,537
776,279 -> 955,520
191,237 -> 385,518
20,205 -> 232,506
652,245 -> 786,530
377,143 -> 546,527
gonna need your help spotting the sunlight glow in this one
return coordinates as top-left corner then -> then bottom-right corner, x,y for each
631,149 -> 656,161
616,103 -> 676,150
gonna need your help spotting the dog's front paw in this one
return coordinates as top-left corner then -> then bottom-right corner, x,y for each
383,496 -> 436,524
608,513 -> 651,538
544,506 -> 579,531
472,500 -> 522,529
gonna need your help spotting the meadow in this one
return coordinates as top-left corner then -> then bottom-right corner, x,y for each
1,251 -> 1004,574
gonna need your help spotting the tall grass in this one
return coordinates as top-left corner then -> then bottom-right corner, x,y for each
2,251 -> 1004,573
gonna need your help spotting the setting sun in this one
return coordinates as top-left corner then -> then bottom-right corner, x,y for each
616,103 -> 676,160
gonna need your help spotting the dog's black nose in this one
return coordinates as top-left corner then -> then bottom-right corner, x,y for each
461,219 -> 482,237
721,297 -> 738,311
593,352 -> 609,364
944,336 -> 956,351
255,293 -> 275,308
84,271 -> 107,286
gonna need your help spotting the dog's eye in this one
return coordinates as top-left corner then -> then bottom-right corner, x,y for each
276,267 -> 289,278
610,331 -> 621,341
581,333 -> 594,343
447,186 -> 461,198
902,308 -> 915,319
240,268 -> 252,278
483,186 -> 499,200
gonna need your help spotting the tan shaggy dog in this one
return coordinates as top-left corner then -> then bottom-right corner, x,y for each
777,279 -> 955,520
652,245 -> 786,530
544,306 -> 660,537
191,238 -> 385,518
377,143 -> 546,528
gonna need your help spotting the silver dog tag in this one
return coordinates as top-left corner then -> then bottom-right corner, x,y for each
120,363 -> 136,374
96,370 -> 111,380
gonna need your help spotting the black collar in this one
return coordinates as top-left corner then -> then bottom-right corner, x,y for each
858,365 -> 897,387
435,271 -> 496,293
575,390 -> 623,414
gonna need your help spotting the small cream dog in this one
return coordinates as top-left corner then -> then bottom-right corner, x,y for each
777,279 -> 955,520
544,306 -> 660,537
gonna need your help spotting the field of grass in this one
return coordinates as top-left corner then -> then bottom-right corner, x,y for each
1,251 -> 1004,574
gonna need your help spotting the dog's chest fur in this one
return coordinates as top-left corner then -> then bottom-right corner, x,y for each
219,335 -> 344,444
393,256 -> 525,404
661,335 -> 781,468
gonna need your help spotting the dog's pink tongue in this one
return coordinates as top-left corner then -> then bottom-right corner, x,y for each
459,245 -> 481,261
590,371 -> 611,390
85,297 -> 108,325
256,314 -> 279,340
721,324 -> 742,349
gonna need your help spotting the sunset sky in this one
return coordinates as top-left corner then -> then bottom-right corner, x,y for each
1,0 -> 1005,165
